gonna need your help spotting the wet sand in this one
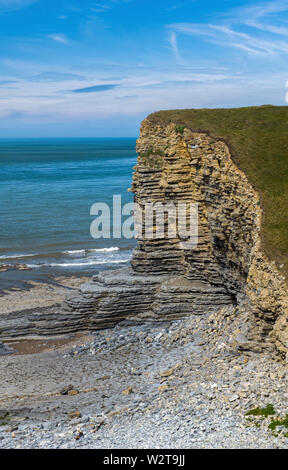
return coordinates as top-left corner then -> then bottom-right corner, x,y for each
5,333 -> 92,355
0,275 -> 89,316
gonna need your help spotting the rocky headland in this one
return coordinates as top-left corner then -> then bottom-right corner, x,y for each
0,106 -> 287,448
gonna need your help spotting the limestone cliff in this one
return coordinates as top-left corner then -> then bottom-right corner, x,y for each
63,117 -> 287,357
1,113 -> 287,359
133,119 -> 288,356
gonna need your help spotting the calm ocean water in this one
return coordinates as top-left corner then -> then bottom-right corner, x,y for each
0,138 -> 137,287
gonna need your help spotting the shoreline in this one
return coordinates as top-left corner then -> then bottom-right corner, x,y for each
0,267 -> 287,448
0,273 -> 92,355
0,274 -> 89,315
0,314 -> 287,449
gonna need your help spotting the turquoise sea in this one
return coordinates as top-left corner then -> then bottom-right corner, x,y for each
0,138 -> 137,289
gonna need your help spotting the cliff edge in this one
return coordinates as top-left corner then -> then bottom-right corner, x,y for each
63,106 -> 288,357
134,106 -> 288,356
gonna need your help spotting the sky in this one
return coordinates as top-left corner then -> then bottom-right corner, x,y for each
0,0 -> 288,136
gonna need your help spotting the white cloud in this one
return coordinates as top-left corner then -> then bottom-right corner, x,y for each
168,1 -> 288,57
0,74 -> 284,124
1,59 -> 286,124
245,20 -> 288,35
168,31 -> 181,61
48,34 -> 69,45
219,0 -> 288,22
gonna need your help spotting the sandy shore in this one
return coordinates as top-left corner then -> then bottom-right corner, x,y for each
0,276 -> 89,315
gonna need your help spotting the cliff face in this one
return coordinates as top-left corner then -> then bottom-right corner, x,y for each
134,119 -> 288,355
3,115 -> 286,357
61,117 -> 288,356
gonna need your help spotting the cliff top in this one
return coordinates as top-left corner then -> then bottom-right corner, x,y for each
147,105 -> 288,277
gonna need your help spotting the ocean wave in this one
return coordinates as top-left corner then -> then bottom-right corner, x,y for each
62,249 -> 86,255
90,247 -> 120,253
0,253 -> 37,260
0,246 -> 121,261
1,244 -> 132,272
63,247 -> 120,255
26,258 -> 131,268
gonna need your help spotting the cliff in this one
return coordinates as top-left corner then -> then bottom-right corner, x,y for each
133,112 -> 288,356
62,106 -> 287,356
142,106 -> 288,352
1,106 -> 287,359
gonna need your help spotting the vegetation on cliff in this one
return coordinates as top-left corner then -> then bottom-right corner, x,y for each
147,105 -> 288,278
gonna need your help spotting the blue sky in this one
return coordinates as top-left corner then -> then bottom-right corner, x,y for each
0,0 -> 288,136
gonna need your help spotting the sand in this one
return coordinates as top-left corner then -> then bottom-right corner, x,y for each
0,276 -> 89,315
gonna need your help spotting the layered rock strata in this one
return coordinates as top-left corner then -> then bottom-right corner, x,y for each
0,268 -> 232,339
63,119 -> 287,354
1,118 -> 287,357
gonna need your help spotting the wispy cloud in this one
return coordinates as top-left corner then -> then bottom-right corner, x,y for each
0,59 -> 286,129
246,20 -> 288,35
48,33 -> 69,45
64,5 -> 81,12
0,79 -> 16,84
0,0 -> 37,13
165,1 -> 196,12
168,1 -> 288,57
219,0 -> 288,22
72,84 -> 118,93
170,22 -> 288,55
0,0 -> 287,135
87,0 -> 134,14
29,71 -> 85,82
90,3 -> 112,13
221,1 -> 288,36
168,31 -> 181,61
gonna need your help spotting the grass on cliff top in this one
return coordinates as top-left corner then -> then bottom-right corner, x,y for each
147,105 -> 288,278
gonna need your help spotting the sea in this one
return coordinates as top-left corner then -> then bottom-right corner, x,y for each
0,138 -> 137,289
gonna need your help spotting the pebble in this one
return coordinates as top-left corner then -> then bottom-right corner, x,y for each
0,316 -> 287,449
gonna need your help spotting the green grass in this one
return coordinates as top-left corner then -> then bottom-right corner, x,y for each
175,124 -> 185,134
245,404 -> 288,438
268,414 -> 288,432
246,404 -> 276,417
139,147 -> 164,169
147,105 -> 288,279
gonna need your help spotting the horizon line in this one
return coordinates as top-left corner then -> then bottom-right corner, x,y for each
0,136 -> 138,139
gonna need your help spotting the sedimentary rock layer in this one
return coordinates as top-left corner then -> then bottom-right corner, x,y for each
63,118 -> 286,354
0,268 -> 232,339
132,119 -> 287,355
1,117 -> 287,357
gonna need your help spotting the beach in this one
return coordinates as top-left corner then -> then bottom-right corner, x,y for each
0,309 -> 287,449
0,275 -> 88,315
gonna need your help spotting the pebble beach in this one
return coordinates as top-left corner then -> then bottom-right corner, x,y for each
0,300 -> 287,449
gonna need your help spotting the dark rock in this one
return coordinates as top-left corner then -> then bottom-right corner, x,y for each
0,342 -> 14,356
